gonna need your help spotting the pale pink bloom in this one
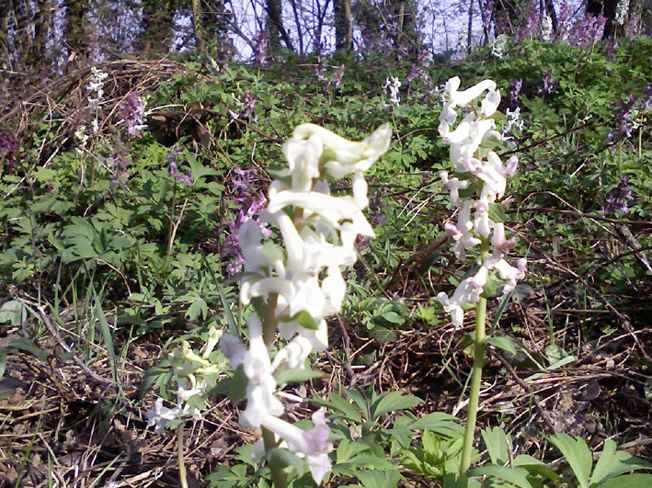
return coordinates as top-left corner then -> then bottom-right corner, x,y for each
260,410 -> 334,484
283,134 -> 323,192
460,157 -> 483,174
474,197 -> 492,237
240,315 -> 284,427
492,258 -> 527,294
485,223 -> 517,267
440,171 -> 470,206
291,123 -> 391,178
437,266 -> 488,327
147,398 -> 201,434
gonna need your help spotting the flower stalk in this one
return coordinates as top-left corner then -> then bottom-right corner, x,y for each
436,77 -> 526,488
219,123 -> 391,485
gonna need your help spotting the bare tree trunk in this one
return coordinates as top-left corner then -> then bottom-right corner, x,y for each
333,0 -> 352,51
467,0 -> 474,53
192,0 -> 204,50
64,0 -> 90,62
265,0 -> 294,51
288,0 -> 304,55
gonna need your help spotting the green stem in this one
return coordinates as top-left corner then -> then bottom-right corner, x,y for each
262,293 -> 279,347
263,426 -> 288,488
178,423 -> 189,488
260,292 -> 286,488
458,295 -> 487,488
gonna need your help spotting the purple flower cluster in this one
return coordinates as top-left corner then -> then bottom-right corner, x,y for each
120,92 -> 146,138
605,174 -> 633,214
509,78 -> 523,106
568,14 -> 606,49
167,147 -> 193,185
253,31 -> 270,65
610,88 -> 651,139
538,69 -> 554,94
241,92 -> 258,122
480,0 -> 495,34
404,49 -> 433,95
556,0 -> 572,41
514,5 -> 540,43
109,151 -> 130,183
221,166 -> 271,276
314,59 -> 345,89
0,130 -> 19,167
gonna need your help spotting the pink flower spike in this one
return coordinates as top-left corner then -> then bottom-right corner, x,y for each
474,198 -> 491,237
461,157 -> 483,174
504,155 -> 518,177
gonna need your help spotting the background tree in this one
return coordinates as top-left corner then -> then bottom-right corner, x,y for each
265,0 -> 294,51
334,0 -> 352,51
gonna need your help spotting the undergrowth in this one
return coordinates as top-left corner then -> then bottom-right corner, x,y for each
0,35 -> 650,487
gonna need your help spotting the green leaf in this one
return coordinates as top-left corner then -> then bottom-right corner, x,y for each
470,465 -> 534,488
410,412 -> 464,437
590,439 -> 652,487
482,427 -> 512,465
371,391 -> 422,420
94,298 -> 117,384
545,344 -> 569,363
0,300 -> 28,325
275,367 -> 324,385
7,337 -> 48,361
228,365 -> 248,403
336,439 -> 371,463
487,336 -> 517,355
280,310 -> 318,330
597,474 -> 652,488
311,392 -> 362,423
137,365 -> 171,401
354,469 -> 401,488
548,433 -> 593,488
369,325 -> 397,344
379,311 -> 404,326
0,349 -> 7,381
513,454 -> 561,481
488,202 -> 506,223
186,297 -> 208,321
267,447 -> 305,475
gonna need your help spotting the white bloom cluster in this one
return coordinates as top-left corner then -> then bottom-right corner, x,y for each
541,16 -> 553,41
491,34 -> 508,59
384,76 -> 401,106
615,0 -> 629,25
147,327 -> 224,434
86,67 -> 109,134
87,66 -> 108,109
504,107 -> 524,136
437,77 -> 526,327
220,123 -> 391,484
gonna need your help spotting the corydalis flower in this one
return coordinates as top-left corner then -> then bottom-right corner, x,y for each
167,147 -> 193,185
120,92 -> 146,137
541,15 -> 553,41
491,34 -> 507,58
221,124 -> 390,484
538,69 -> 554,95
384,76 -> 401,106
605,174 -> 633,214
437,77 -> 526,327
615,0 -> 629,25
